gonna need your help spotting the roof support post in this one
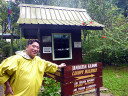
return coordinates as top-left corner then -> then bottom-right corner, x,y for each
37,28 -> 41,57
20,28 -> 22,50
10,33 -> 13,55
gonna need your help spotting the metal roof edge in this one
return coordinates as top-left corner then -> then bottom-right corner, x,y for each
18,4 -> 87,12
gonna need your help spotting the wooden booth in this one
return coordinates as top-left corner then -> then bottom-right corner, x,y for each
17,4 -> 104,65
17,4 -> 104,96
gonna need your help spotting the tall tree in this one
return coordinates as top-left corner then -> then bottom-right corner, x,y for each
0,0 -> 8,33
0,0 -> 20,34
19,0 -> 81,8
116,0 -> 128,17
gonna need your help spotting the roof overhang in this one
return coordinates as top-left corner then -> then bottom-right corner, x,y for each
19,24 -> 103,30
17,4 -> 104,30
0,33 -> 20,39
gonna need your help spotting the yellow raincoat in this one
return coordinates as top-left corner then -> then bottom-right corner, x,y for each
0,51 -> 58,96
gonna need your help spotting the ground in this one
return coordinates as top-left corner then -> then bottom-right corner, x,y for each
73,87 -> 113,96
0,85 -> 113,96
0,85 -> 3,96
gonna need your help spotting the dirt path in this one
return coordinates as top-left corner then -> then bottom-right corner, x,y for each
0,86 -> 113,96
79,93 -> 113,96
73,87 -> 113,96
0,85 -> 3,96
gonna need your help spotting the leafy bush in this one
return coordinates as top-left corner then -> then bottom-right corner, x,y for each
82,29 -> 128,66
0,40 -> 11,62
0,38 -> 28,62
38,77 -> 61,96
13,38 -> 28,53
0,40 -> 11,59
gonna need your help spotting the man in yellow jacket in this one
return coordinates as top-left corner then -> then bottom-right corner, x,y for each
0,39 -> 66,96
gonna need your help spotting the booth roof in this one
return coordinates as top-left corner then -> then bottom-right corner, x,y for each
17,4 -> 104,28
0,33 -> 20,39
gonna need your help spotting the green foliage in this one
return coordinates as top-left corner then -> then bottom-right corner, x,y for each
23,0 -> 81,8
0,40 -> 10,56
38,77 -> 61,96
0,40 -> 10,62
10,1 -> 20,33
114,0 -> 128,17
81,0 -> 128,66
0,38 -> 28,62
13,38 -> 28,53
0,0 -> 8,32
2,43 -> 11,57
103,66 -> 128,96
0,0 -> 20,33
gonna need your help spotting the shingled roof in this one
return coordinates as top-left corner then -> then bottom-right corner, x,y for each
17,4 -> 104,28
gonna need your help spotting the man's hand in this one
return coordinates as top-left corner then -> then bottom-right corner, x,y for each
58,63 -> 66,68
4,80 -> 14,96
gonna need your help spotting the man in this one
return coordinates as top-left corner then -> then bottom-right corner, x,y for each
0,40 -> 66,96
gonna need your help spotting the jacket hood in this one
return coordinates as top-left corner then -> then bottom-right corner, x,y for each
15,50 -> 32,59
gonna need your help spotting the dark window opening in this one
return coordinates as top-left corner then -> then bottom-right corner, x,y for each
52,34 -> 72,60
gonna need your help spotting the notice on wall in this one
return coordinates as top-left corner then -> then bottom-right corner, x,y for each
43,47 -> 52,53
74,42 -> 81,48
42,36 -> 51,43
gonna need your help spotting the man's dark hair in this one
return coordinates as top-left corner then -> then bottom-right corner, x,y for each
27,39 -> 40,46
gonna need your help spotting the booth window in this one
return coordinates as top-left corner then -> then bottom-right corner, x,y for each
52,33 -> 72,60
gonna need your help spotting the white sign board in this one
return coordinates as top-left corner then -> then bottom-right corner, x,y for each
43,47 -> 52,53
74,42 -> 81,48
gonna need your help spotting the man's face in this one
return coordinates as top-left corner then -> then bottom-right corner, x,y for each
26,42 -> 40,58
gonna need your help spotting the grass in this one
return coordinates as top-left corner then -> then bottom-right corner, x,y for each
103,66 -> 128,96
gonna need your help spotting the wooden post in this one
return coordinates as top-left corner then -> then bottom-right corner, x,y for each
37,28 -> 41,57
95,88 -> 100,96
10,33 -> 13,55
20,28 -> 22,50
61,68 -> 64,96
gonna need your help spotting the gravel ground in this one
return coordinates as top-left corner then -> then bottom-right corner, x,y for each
0,86 -> 113,96
73,87 -> 113,96
75,93 -> 113,96
0,85 -> 3,96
